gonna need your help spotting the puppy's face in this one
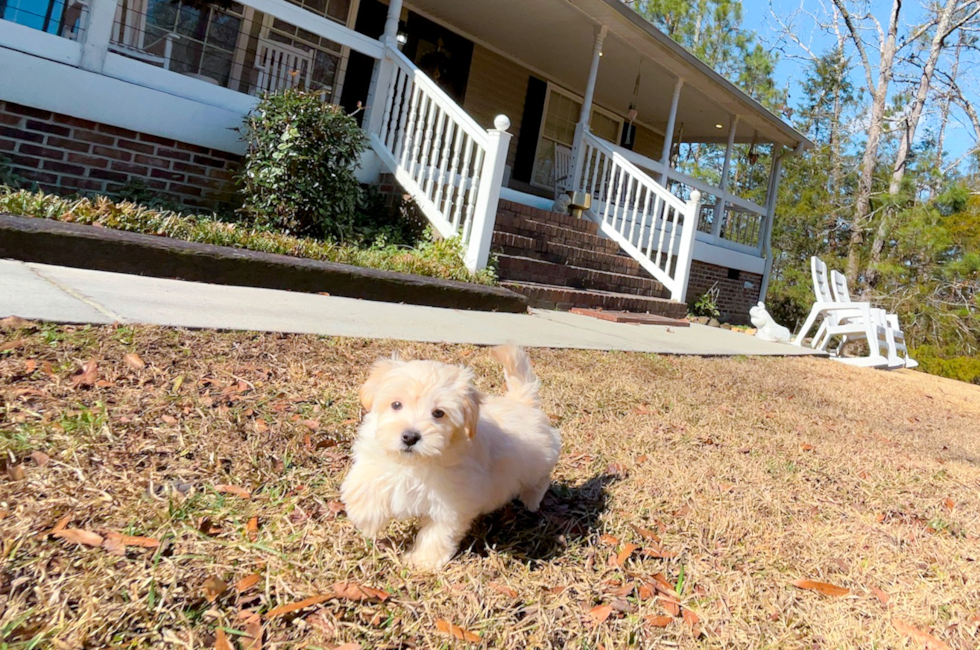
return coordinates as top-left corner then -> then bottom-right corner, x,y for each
359,357 -> 480,462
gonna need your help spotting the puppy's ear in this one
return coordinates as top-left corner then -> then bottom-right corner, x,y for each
359,357 -> 401,411
463,387 -> 481,439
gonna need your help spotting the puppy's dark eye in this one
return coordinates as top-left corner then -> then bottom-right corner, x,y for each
391,401 -> 402,410
432,409 -> 445,419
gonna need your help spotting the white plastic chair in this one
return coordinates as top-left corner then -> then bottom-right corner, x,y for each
792,257 -> 890,368
253,38 -> 314,95
829,270 -> 917,369
553,143 -> 572,198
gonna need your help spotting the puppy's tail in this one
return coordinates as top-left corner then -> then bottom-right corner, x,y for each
490,345 -> 540,407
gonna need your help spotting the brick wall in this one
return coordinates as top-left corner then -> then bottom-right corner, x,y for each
0,101 -> 240,211
686,260 -> 763,324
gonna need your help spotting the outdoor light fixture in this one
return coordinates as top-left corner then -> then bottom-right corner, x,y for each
715,123 -> 724,129
396,32 -> 408,46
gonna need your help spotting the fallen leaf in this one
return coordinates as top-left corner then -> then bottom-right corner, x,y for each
674,504 -> 692,517
588,604 -> 613,625
682,608 -> 700,627
606,463 -> 628,478
630,524 -> 660,542
41,361 -> 55,378
326,500 -> 345,515
203,576 -> 228,602
50,514 -> 71,534
801,443 -> 814,451
254,419 -> 269,433
300,419 -> 320,430
791,579 -> 850,597
332,581 -> 390,602
332,644 -> 361,650
242,614 -> 263,650
0,316 -> 33,330
30,451 -> 50,466
101,533 -> 127,556
7,464 -> 25,481
198,516 -> 222,536
24,359 -> 37,373
636,454 -> 649,463
161,414 -> 178,424
246,516 -> 259,541
435,619 -> 481,642
892,619 -> 952,650
944,498 -> 955,512
870,585 -> 891,605
123,353 -> 145,370
658,596 -> 681,616
645,615 -> 673,628
236,574 -> 261,592
599,534 -> 620,546
214,628 -> 233,650
638,583 -> 656,600
615,542 -> 639,567
266,594 -> 334,619
489,582 -> 518,598
53,528 -> 104,547
214,485 -> 251,499
642,547 -> 678,559
0,338 -> 27,352
69,360 -> 98,388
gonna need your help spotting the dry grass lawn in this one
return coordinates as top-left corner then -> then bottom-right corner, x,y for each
1,323 -> 979,649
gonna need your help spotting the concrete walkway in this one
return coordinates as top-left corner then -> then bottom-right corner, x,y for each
0,259 -> 820,356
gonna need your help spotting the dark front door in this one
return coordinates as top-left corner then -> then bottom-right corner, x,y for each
401,12 -> 472,104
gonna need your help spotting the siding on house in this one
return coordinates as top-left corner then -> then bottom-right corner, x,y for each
632,123 -> 665,164
462,45 -> 529,171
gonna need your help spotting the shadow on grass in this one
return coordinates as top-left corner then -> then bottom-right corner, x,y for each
463,473 -> 617,563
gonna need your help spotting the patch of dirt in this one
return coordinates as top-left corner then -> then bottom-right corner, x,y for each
1,323 -> 978,649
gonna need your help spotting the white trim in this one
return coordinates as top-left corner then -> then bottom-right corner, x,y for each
692,240 -> 765,274
102,52 -> 257,113
244,0 -> 382,59
530,82 -> 623,189
0,19 -> 82,65
0,47 -> 246,152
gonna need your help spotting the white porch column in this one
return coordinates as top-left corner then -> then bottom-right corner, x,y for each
658,76 -> 683,184
78,0 -> 116,73
363,0 -> 403,135
569,24 -> 608,188
711,114 -> 739,238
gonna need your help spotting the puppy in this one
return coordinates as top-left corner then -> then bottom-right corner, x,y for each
340,345 -> 561,570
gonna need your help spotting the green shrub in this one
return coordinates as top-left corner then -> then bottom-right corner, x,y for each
239,90 -> 365,240
689,286 -> 721,319
0,187 -> 497,285
911,345 -> 980,385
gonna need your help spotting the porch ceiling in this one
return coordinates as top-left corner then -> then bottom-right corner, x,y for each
402,0 -> 811,149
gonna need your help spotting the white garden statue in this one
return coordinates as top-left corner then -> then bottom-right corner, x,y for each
552,193 -> 572,214
749,302 -> 792,343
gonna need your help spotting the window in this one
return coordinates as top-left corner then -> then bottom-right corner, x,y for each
531,86 -> 623,189
2,0 -> 84,38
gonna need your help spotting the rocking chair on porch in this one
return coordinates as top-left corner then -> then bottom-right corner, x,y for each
552,143 -> 572,199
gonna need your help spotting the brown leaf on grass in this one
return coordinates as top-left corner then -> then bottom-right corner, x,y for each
587,604 -> 613,625
214,628 -> 233,650
123,353 -> 145,370
41,360 -> 56,378
30,451 -> 50,466
300,419 -> 320,430
658,596 -> 681,616
266,594 -> 333,619
7,464 -> 25,481
636,454 -> 649,463
24,359 -> 37,373
645,615 -> 673,628
246,516 -> 259,541
435,619 -> 481,642
214,485 -> 251,499
332,581 -> 390,602
242,614 -> 262,650
254,419 -> 269,433
638,583 -> 655,600
801,443 -> 814,451
69,360 -> 99,388
0,338 -> 28,352
198,516 -> 222,536
489,582 -> 518,598
332,644 -> 362,650
682,608 -> 700,627
651,572 -> 677,595
599,534 -> 619,546
161,414 -> 177,424
0,316 -> 34,330
870,586 -> 891,606
605,463 -> 628,478
642,547 -> 678,559
203,576 -> 228,603
630,524 -> 660,542
791,579 -> 850,597
615,542 -> 639,567
944,498 -> 955,512
236,574 -> 261,592
892,619 -> 952,650
674,504 -> 692,517
50,514 -> 71,534
53,528 -> 104,547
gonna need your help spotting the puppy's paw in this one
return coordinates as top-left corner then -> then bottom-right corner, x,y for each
402,546 -> 453,571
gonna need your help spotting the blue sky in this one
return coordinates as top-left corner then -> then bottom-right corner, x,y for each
742,0 -> 980,168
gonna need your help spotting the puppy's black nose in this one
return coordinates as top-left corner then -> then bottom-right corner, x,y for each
401,430 -> 421,447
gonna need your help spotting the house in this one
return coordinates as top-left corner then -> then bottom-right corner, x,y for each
0,0 -> 811,321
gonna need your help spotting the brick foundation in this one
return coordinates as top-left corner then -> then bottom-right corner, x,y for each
0,101 -> 240,211
686,260 -> 763,325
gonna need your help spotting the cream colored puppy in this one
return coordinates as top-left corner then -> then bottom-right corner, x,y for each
341,345 -> 561,570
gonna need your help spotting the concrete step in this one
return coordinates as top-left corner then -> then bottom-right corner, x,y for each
495,254 -> 670,299
502,281 -> 687,317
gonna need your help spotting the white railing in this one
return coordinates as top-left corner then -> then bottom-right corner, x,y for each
367,43 -> 511,272
575,131 -> 701,302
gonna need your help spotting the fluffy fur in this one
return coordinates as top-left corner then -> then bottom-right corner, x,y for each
340,345 -> 561,570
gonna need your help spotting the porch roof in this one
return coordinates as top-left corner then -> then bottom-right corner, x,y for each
402,0 -> 812,149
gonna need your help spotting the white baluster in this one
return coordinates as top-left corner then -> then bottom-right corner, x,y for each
462,147 -> 486,243
417,100 -> 439,190
382,68 -> 403,150
433,120 -> 456,216
654,201 -> 669,267
442,124 -> 464,218
640,191 -> 654,256
464,115 -> 511,271
424,109 -> 447,200
394,74 -> 417,164
407,94 -> 430,181
453,135 -> 475,230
